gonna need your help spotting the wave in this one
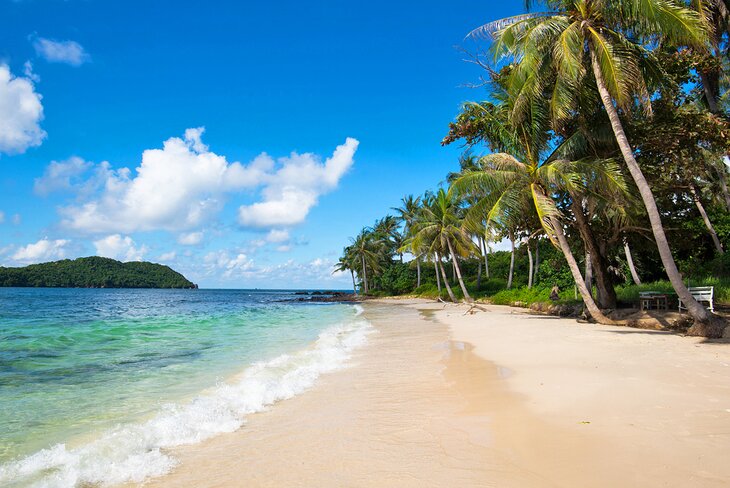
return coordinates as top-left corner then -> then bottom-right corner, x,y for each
0,306 -> 372,488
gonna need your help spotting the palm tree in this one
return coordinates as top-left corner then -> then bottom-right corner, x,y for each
350,229 -> 381,294
333,248 -> 358,294
411,188 -> 476,302
479,0 -> 718,326
393,195 -> 423,284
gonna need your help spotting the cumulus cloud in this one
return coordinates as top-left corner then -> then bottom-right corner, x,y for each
158,251 -> 177,262
204,250 -> 254,278
266,229 -> 290,243
33,38 -> 89,66
93,234 -> 147,262
34,156 -> 94,195
178,231 -> 204,246
12,238 -> 70,263
0,64 -> 45,155
238,137 -> 358,228
55,129 -> 358,234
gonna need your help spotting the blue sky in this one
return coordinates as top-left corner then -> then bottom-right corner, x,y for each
0,0 -> 522,288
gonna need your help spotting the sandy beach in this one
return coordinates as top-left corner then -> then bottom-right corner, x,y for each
142,299 -> 730,487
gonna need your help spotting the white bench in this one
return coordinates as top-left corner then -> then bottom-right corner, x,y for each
678,286 -> 714,313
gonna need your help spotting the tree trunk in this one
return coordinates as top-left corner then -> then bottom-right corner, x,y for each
700,70 -> 720,114
434,256 -> 441,294
351,270 -> 357,295
690,185 -> 724,254
476,256 -> 482,291
590,47 -> 713,326
447,238 -> 472,302
507,232 -> 515,289
549,215 -> 615,324
527,240 -> 534,289
437,254 -> 457,302
533,241 -> 539,286
570,198 -> 617,308
624,239 -> 641,286
361,255 -> 368,294
416,256 -> 421,288
585,252 -> 593,297
482,236 -> 490,279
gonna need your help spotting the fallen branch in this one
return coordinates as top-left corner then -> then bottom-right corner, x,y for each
463,303 -> 490,315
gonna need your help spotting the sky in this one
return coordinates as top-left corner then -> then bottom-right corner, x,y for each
0,0 -> 523,289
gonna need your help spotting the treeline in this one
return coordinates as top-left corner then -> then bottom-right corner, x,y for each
336,0 -> 730,337
0,257 -> 196,289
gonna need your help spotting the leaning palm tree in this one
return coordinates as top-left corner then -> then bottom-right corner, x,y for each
393,195 -> 424,286
411,188 -> 476,302
333,246 -> 358,294
478,0 -> 719,329
349,229 -> 381,294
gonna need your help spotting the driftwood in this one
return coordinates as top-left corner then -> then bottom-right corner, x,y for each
463,303 -> 490,315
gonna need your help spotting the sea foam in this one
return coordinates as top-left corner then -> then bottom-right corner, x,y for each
0,306 -> 372,488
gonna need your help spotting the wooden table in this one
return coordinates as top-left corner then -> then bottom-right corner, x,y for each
640,293 -> 669,311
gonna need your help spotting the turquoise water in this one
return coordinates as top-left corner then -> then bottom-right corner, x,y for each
0,288 -> 369,487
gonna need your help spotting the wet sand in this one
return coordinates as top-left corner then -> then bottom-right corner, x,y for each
141,299 -> 730,487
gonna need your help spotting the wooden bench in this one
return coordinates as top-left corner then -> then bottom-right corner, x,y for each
678,286 -> 714,313
639,292 -> 669,311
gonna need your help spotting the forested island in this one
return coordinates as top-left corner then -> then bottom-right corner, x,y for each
0,257 -> 197,289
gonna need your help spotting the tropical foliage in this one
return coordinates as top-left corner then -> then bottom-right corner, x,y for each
0,257 -> 196,288
336,0 -> 730,337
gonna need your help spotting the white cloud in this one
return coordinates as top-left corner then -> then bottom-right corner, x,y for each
33,38 -> 89,66
93,234 -> 147,262
0,64 -> 45,155
203,250 -> 254,278
12,238 -> 70,263
34,156 -> 94,195
266,229 -> 290,243
23,61 -> 40,83
11,214 -> 21,225
238,137 -> 358,228
158,251 -> 176,262
0,211 -> 4,224
56,129 -> 358,234
178,231 -> 204,246
276,244 -> 291,252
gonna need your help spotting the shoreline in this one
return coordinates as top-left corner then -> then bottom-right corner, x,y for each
140,298 -> 730,487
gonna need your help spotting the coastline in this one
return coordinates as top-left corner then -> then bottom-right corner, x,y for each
140,298 -> 730,487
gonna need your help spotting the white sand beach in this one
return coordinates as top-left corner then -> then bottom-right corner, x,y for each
142,299 -> 730,487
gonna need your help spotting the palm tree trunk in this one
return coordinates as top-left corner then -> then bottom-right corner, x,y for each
527,241 -> 534,289
690,185 -> 724,254
476,258 -> 482,290
434,256 -> 441,294
624,239 -> 641,286
437,253 -> 457,302
570,198 -> 617,308
351,270 -> 357,295
447,238 -> 472,301
549,215 -> 614,324
700,70 -> 720,114
590,48 -> 712,325
507,233 -> 515,289
361,255 -> 369,294
416,256 -> 421,288
482,236 -> 490,279
585,252 -> 593,297
533,241 -> 539,286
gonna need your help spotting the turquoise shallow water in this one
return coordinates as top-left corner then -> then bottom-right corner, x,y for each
0,288 -> 369,487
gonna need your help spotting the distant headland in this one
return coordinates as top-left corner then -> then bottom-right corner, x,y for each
0,256 -> 197,289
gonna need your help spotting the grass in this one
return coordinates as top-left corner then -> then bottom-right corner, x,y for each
616,278 -> 730,306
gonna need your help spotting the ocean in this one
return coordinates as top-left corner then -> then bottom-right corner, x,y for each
0,288 -> 371,487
